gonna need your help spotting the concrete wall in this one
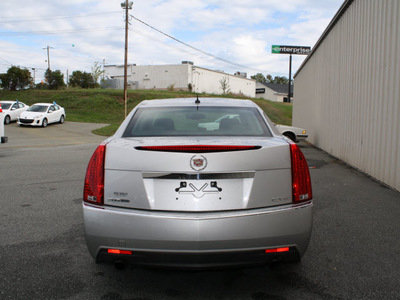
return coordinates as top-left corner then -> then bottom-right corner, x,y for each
104,63 -> 256,98
293,0 -> 400,191
104,64 -> 191,90
192,67 -> 255,98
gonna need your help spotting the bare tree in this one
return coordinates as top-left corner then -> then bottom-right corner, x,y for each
220,76 -> 231,94
91,61 -> 104,83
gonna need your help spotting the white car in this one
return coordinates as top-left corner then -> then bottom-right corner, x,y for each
275,124 -> 308,143
0,104 -> 8,143
0,100 -> 29,124
18,103 -> 66,127
83,98 -> 313,269
198,114 -> 240,131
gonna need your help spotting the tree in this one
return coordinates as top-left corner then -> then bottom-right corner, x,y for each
45,69 -> 65,90
0,66 -> 32,91
69,70 -> 96,88
271,75 -> 289,85
220,76 -> 231,94
91,61 -> 104,84
250,73 -> 266,83
251,73 -> 289,85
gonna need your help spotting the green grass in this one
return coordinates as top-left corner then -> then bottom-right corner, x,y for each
1,88 -> 292,136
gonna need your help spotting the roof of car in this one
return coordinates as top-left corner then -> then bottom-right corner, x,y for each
138,98 -> 258,108
0,100 -> 16,104
32,103 -> 53,106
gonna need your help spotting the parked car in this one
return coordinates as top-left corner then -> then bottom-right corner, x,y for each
0,100 -> 29,124
275,124 -> 308,143
18,102 -> 66,127
198,114 -> 240,131
83,98 -> 313,269
0,104 -> 8,143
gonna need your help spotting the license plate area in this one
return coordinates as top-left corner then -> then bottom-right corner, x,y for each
142,173 -> 254,211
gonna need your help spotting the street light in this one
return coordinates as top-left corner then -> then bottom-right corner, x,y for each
121,1 -> 133,118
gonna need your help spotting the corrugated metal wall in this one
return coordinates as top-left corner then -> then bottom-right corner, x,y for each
293,0 -> 400,191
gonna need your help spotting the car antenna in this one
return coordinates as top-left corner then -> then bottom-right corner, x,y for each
195,95 -> 200,110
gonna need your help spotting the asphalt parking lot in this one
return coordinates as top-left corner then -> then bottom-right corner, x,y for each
1,121 -> 399,299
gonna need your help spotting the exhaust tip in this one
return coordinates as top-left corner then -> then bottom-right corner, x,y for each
114,260 -> 126,270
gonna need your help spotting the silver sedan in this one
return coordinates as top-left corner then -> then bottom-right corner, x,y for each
83,98 -> 313,269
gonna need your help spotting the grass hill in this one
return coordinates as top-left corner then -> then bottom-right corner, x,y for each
0,88 -> 292,136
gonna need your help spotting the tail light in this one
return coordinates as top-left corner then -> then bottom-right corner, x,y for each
289,141 -> 312,203
83,143 -> 106,205
265,247 -> 290,253
107,249 -> 132,255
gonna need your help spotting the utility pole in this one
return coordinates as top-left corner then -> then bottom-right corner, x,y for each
121,1 -> 133,118
102,58 -> 106,81
32,68 -> 36,85
42,45 -> 53,70
288,54 -> 292,103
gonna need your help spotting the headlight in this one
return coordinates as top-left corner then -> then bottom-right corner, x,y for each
302,130 -> 306,134
33,115 -> 43,119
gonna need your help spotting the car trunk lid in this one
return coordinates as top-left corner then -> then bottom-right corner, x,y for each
103,137 -> 292,212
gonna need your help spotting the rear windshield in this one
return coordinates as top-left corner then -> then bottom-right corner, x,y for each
0,103 -> 11,109
27,105 -> 48,113
123,106 -> 271,137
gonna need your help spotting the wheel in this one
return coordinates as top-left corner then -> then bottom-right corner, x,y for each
42,118 -> 48,127
59,115 -> 65,124
4,115 -> 11,125
283,132 -> 296,142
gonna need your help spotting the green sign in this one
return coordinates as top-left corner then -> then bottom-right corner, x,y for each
272,45 -> 311,55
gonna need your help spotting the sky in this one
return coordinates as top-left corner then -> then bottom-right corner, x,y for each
0,0 -> 344,84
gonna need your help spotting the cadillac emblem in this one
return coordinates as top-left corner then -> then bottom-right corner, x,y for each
190,155 -> 207,171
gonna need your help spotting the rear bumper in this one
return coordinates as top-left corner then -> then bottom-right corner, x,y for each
83,202 -> 313,268
296,135 -> 308,142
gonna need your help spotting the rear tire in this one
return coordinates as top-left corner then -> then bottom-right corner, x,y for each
59,115 -> 65,124
4,115 -> 11,125
42,118 -> 48,127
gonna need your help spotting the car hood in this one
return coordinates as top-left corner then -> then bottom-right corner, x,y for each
19,111 -> 45,119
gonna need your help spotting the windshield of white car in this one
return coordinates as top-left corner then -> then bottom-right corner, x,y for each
27,105 -> 48,113
0,103 -> 11,109
123,106 -> 272,137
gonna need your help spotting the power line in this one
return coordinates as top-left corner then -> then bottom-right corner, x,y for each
131,15 -> 265,73
0,26 -> 123,36
0,56 -> 13,65
0,55 -> 47,71
128,27 -> 228,64
0,11 -> 121,24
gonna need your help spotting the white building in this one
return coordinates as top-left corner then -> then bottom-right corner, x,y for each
256,82 -> 292,102
293,0 -> 400,191
103,62 -> 256,98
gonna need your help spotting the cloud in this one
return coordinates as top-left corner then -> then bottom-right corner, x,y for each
0,0 -> 344,80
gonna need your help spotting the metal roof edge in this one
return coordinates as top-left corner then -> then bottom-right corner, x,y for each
294,0 -> 354,78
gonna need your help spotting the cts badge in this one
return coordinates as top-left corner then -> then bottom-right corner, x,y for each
190,155 -> 207,171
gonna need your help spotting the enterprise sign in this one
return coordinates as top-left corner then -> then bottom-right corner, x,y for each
272,45 -> 311,55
